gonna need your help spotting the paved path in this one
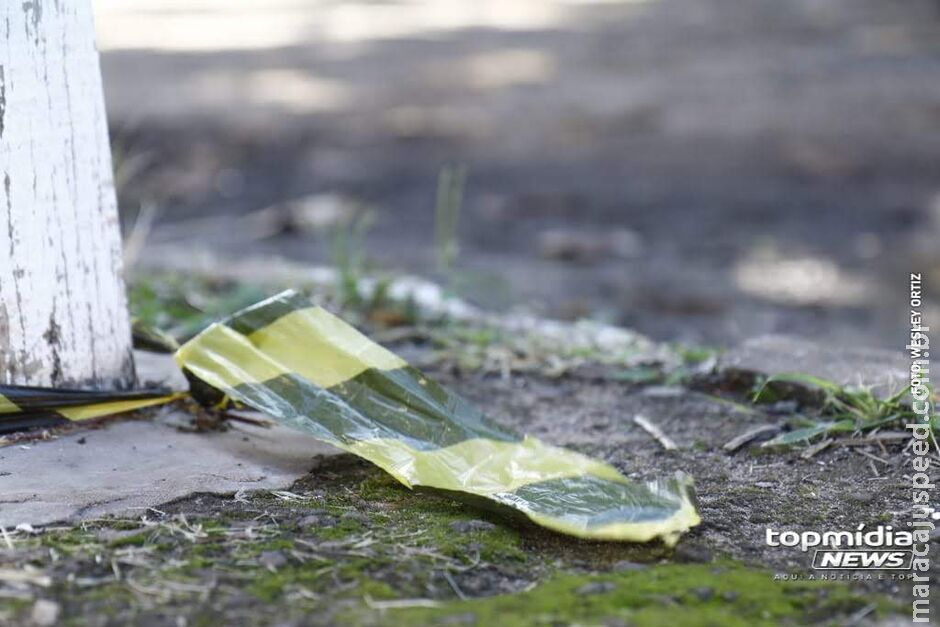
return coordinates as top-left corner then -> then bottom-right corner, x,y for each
0,352 -> 340,527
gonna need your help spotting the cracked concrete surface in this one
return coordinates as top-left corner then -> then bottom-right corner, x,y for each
0,413 -> 340,527
0,351 -> 341,528
719,334 -> 910,398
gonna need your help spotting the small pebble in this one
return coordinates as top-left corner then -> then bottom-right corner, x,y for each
30,599 -> 60,627
692,586 -> 714,602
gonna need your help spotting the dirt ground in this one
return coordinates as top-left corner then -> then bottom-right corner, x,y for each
447,366 -> 924,577
99,0 -> 940,349
0,328 -> 932,625
2,1 -> 936,624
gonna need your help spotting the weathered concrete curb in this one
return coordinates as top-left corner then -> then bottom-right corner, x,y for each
0,351 -> 339,528
0,413 -> 340,528
719,334 -> 909,399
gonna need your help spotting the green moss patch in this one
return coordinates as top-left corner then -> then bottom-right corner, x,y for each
370,561 -> 896,627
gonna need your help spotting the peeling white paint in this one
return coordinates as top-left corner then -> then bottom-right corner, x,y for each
0,1 -> 134,388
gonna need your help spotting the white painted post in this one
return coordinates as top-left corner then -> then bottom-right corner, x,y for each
0,2 -> 135,389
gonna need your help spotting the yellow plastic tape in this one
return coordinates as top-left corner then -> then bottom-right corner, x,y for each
0,388 -> 179,426
0,291 -> 700,543
176,291 -> 701,543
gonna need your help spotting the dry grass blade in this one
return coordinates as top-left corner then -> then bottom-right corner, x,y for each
442,569 -> 467,601
0,567 -> 52,587
852,448 -> 890,466
364,594 -> 440,610
123,203 -> 160,271
269,490 -> 313,503
723,425 -> 780,452
800,438 -> 832,460
633,414 -> 677,451
833,432 -> 909,446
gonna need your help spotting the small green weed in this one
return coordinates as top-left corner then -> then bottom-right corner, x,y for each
753,373 -> 925,447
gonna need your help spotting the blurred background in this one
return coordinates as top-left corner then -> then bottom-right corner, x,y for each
95,0 -> 940,350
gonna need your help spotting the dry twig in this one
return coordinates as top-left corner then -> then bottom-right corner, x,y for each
633,415 -> 677,451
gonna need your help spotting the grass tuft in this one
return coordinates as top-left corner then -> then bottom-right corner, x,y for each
753,373 -> 929,447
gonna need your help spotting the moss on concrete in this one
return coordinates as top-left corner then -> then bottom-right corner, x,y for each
1,458 -> 907,627
366,561 -> 897,627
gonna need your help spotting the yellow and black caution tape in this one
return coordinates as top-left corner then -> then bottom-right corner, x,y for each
0,385 -> 181,432
1,290 -> 700,543
177,291 -> 700,543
